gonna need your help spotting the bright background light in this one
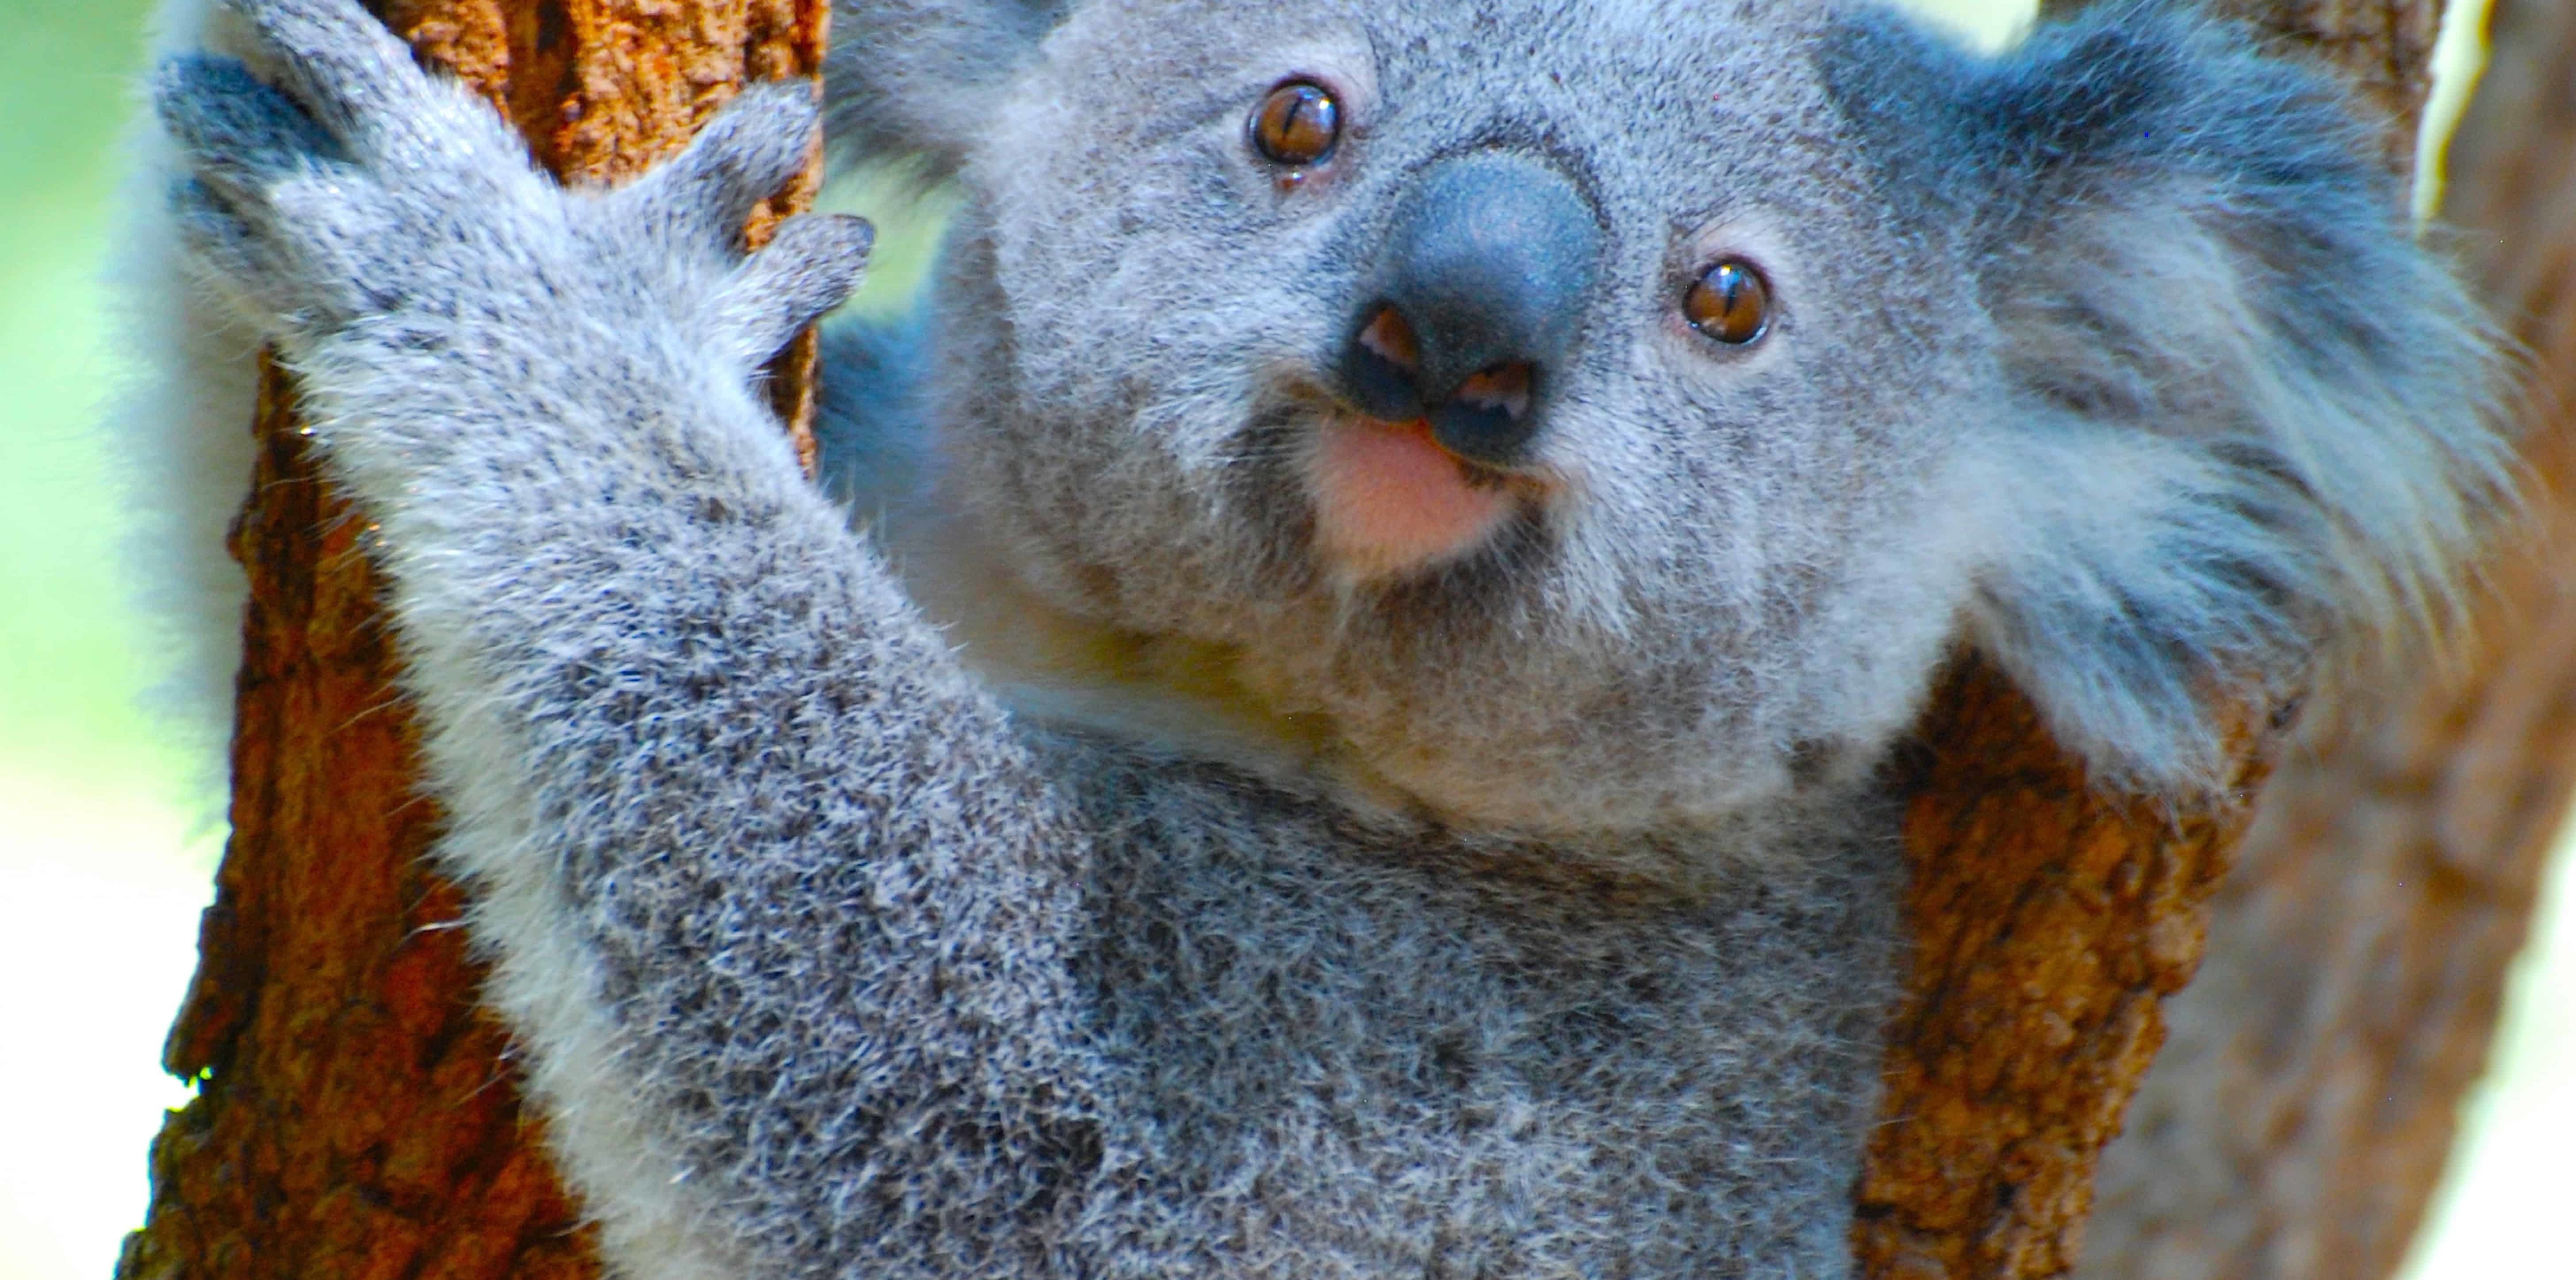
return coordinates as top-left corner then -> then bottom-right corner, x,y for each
0,1 -> 2558,1278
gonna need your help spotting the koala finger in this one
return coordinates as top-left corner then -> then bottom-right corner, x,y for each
170,177 -> 341,335
709,213 -> 874,363
218,0 -> 461,166
170,177 -> 268,294
171,156 -> 394,341
619,82 -> 824,256
155,56 -> 346,214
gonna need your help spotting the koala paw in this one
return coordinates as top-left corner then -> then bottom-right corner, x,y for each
156,0 -> 870,370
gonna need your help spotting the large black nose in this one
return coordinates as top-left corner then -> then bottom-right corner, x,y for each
1335,152 -> 1602,466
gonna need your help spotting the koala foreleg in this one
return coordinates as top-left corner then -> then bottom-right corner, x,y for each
155,2 -> 1106,1274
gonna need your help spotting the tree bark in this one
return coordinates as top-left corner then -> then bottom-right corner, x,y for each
2079,0 -> 2576,1275
1854,664 -> 2280,1280
115,4 -> 825,1279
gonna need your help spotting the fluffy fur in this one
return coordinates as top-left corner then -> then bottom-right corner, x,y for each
130,0 -> 2508,1276
109,0 -> 264,779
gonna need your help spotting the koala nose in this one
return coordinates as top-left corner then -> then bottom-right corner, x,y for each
1336,152 -> 1602,466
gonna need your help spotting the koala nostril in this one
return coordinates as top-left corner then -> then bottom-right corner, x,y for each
1358,305 -> 1422,372
1343,305 -> 1427,422
1429,362 -> 1537,464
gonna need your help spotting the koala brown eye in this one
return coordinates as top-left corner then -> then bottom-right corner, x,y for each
1250,81 -> 1341,167
1684,259 -> 1771,346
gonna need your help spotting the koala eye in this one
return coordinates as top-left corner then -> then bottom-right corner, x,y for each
1250,80 -> 1341,168
1684,259 -> 1771,346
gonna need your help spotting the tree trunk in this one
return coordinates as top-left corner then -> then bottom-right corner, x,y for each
115,4 -> 825,1278
2079,0 -> 2576,1275
120,2 -> 2557,1279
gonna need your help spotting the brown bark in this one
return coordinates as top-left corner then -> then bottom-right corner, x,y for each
1851,3 -> 2487,1276
2080,0 -> 2576,1276
1854,667 -> 2283,1280
116,4 -> 826,1279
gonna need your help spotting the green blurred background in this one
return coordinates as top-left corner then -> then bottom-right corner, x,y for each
0,0 -> 2563,1276
0,0 -> 227,1275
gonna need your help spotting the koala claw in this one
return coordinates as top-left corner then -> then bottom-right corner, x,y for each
620,83 -> 831,254
711,212 -> 876,366
156,0 -> 542,344
214,0 -> 458,162
157,0 -> 859,373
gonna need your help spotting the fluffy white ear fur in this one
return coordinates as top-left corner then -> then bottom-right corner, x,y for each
110,0 -> 261,807
1972,189 -> 2511,794
1943,6 -> 2515,794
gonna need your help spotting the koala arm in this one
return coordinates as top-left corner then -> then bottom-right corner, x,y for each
156,2 -> 1105,1272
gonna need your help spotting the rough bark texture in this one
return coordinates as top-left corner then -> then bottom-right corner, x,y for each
1853,666 -> 2282,1280
1851,3 -> 2472,1276
2080,0 -> 2576,1275
115,4 -> 826,1279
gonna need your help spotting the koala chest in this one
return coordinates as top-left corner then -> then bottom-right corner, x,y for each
1065,819 -> 1901,1277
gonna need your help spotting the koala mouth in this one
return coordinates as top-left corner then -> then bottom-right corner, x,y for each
1303,413 -> 1544,581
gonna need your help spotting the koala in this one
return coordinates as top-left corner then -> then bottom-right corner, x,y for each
132,0 -> 2508,1276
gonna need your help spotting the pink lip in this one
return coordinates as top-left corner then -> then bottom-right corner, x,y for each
1305,415 -> 1524,579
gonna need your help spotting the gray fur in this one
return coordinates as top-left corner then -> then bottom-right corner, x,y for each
143,0 -> 2506,1276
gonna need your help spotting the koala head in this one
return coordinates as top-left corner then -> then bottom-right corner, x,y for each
828,0 -> 2507,836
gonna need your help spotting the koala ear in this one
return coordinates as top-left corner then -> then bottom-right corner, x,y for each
826,0 -> 1070,177
1828,3 -> 2514,791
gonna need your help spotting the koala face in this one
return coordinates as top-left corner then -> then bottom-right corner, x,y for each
854,0 -> 2503,836
926,0 -> 2010,833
